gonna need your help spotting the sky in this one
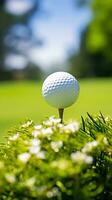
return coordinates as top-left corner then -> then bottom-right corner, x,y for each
6,0 -> 91,71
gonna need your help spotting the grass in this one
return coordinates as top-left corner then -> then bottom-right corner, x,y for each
0,78 -> 112,140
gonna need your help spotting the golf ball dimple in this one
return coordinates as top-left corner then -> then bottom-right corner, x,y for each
42,71 -> 79,109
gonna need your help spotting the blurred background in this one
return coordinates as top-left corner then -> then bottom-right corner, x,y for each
0,0 -> 112,139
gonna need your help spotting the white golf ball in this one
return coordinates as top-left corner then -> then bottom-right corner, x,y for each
42,71 -> 79,109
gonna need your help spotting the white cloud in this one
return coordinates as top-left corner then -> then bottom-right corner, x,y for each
27,46 -> 67,69
5,54 -> 28,69
5,0 -> 33,15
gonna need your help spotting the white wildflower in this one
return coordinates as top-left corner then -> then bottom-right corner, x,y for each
34,124 -> 42,130
9,133 -> 19,141
49,116 -> 61,124
47,187 -> 59,198
29,139 -> 41,155
43,120 -> 52,127
85,156 -> 93,164
18,153 -> 31,163
71,151 -> 93,164
29,146 -> 40,154
5,174 -> 16,184
82,141 -> 99,153
41,127 -> 53,135
25,177 -> 36,188
32,130 -> 41,137
21,120 -> 33,128
51,141 -> 63,152
57,123 -> 64,129
32,125 -> 42,137
30,139 -> 40,146
63,122 -> 79,133
36,151 -> 46,159
44,117 -> 61,126
47,191 -> 54,198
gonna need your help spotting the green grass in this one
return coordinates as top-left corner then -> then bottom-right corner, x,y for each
0,78 -> 112,139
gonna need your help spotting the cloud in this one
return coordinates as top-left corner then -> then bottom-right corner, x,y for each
5,54 -> 28,69
5,0 -> 33,15
27,46 -> 66,69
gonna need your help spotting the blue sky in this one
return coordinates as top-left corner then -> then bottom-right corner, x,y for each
29,0 -> 91,70
6,0 -> 91,71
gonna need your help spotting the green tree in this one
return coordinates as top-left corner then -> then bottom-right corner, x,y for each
69,0 -> 112,77
0,0 -> 42,80
69,30 -> 95,78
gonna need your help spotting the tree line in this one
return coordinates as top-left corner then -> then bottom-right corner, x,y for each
0,0 -> 42,81
69,0 -> 112,78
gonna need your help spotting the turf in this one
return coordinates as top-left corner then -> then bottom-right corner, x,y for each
0,78 -> 112,139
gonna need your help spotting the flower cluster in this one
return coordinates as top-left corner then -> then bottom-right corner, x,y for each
0,114 -> 112,200
82,141 -> 99,153
71,151 -> 93,164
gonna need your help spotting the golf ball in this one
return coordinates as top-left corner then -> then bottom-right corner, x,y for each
42,71 -> 79,109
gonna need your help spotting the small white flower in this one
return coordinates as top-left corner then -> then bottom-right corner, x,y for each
21,120 -> 33,128
82,141 -> 99,153
63,122 -> 79,133
57,123 -> 64,128
49,117 -> 61,124
30,139 -> 40,146
71,151 -> 93,164
34,124 -> 42,130
36,151 -> 45,159
18,153 -> 31,163
47,187 -> 59,198
32,130 -> 40,137
5,174 -> 16,184
29,139 -> 41,155
85,156 -> 93,164
51,141 -> 63,152
47,191 -> 54,198
29,146 -> 40,154
43,120 -> 52,127
9,133 -> 19,141
44,117 -> 61,126
41,127 -> 53,135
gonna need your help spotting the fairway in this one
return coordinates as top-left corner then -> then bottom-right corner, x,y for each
0,78 -> 112,140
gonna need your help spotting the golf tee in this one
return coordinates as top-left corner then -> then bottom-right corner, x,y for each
58,108 -> 64,123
